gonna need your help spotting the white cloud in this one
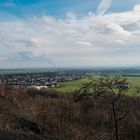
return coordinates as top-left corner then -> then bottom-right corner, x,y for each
0,0 -> 16,7
96,0 -> 112,15
0,4 -> 140,67
133,5 -> 140,13
76,41 -> 93,47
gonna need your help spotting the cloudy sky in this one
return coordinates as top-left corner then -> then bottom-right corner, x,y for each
0,0 -> 140,68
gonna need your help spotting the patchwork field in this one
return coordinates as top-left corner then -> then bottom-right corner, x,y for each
55,76 -> 140,93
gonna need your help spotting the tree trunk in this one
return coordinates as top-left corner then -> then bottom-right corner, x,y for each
112,101 -> 119,140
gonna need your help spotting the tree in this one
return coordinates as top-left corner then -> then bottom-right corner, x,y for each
74,76 -> 136,140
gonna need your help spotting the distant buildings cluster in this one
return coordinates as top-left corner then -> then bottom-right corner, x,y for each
0,71 -> 89,90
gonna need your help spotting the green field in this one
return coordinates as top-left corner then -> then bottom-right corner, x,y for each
55,76 -> 140,93
127,76 -> 140,87
55,78 -> 89,92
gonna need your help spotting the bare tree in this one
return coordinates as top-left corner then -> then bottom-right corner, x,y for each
74,76 -> 137,140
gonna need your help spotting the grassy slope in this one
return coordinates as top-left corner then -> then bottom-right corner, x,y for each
55,76 -> 140,93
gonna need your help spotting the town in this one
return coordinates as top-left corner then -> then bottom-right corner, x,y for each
0,70 -> 91,89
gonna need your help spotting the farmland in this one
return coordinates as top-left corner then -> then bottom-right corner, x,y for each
55,76 -> 140,93
55,78 -> 89,92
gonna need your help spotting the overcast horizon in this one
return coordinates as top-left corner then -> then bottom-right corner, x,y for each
0,0 -> 140,68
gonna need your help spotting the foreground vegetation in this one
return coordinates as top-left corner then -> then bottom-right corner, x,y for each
0,76 -> 139,140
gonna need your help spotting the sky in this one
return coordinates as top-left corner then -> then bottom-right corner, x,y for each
0,0 -> 140,68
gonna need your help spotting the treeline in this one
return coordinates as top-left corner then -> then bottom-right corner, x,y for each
0,77 -> 139,140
